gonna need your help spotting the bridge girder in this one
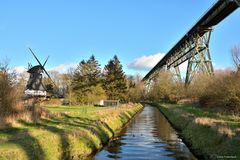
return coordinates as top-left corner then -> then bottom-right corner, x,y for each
235,0 -> 240,6
166,28 -> 212,68
142,0 -> 239,85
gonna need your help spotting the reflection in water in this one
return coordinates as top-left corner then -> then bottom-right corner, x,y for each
94,105 -> 197,160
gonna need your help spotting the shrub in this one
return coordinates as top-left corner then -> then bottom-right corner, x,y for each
147,71 -> 185,103
0,59 -> 32,125
146,69 -> 240,114
41,98 -> 62,106
126,75 -> 146,103
199,71 -> 240,114
0,60 -> 18,118
186,73 -> 212,99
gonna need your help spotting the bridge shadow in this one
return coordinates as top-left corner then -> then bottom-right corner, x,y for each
43,114 -> 115,144
1,111 -> 116,160
19,120 -> 70,160
65,115 -> 115,134
0,127 -> 45,160
17,114 -> 115,159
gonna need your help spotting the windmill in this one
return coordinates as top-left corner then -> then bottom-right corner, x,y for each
25,48 -> 56,97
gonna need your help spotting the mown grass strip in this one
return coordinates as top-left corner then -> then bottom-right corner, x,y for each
0,103 -> 143,160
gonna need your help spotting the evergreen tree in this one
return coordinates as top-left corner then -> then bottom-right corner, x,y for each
71,55 -> 105,104
87,55 -> 101,86
103,55 -> 127,101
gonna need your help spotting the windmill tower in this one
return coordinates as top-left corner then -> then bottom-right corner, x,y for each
25,48 -> 56,97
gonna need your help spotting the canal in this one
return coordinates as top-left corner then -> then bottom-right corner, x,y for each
93,105 -> 196,160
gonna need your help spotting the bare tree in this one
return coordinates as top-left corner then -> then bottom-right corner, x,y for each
0,58 -> 18,118
231,45 -> 240,72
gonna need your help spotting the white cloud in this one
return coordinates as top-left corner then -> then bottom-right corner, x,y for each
48,63 -> 78,73
12,66 -> 27,74
128,53 -> 165,71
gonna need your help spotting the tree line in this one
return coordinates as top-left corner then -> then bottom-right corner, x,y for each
57,55 -> 143,104
44,55 -> 144,105
0,54 -> 145,122
67,55 -> 128,104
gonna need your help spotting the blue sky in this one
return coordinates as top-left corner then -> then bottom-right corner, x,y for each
0,0 -> 239,76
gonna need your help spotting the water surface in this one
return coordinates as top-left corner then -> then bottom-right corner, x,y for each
94,105 -> 197,160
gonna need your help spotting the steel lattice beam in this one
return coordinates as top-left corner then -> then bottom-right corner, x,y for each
235,0 -> 240,6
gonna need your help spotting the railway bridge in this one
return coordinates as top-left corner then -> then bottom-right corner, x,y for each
142,0 -> 240,86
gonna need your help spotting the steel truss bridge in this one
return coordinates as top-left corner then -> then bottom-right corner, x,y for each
142,0 -> 240,85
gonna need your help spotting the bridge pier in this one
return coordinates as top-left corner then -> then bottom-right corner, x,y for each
185,30 -> 214,84
145,78 -> 154,93
169,66 -> 181,82
165,29 -> 214,85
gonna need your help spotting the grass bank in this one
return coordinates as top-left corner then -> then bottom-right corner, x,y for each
0,103 -> 143,160
152,103 -> 240,160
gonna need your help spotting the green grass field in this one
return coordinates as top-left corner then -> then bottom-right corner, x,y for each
45,105 -> 114,118
45,105 -> 105,113
154,103 -> 240,160
0,104 -> 143,160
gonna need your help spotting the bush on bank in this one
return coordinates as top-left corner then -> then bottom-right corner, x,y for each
147,70 -> 240,115
198,72 -> 240,114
